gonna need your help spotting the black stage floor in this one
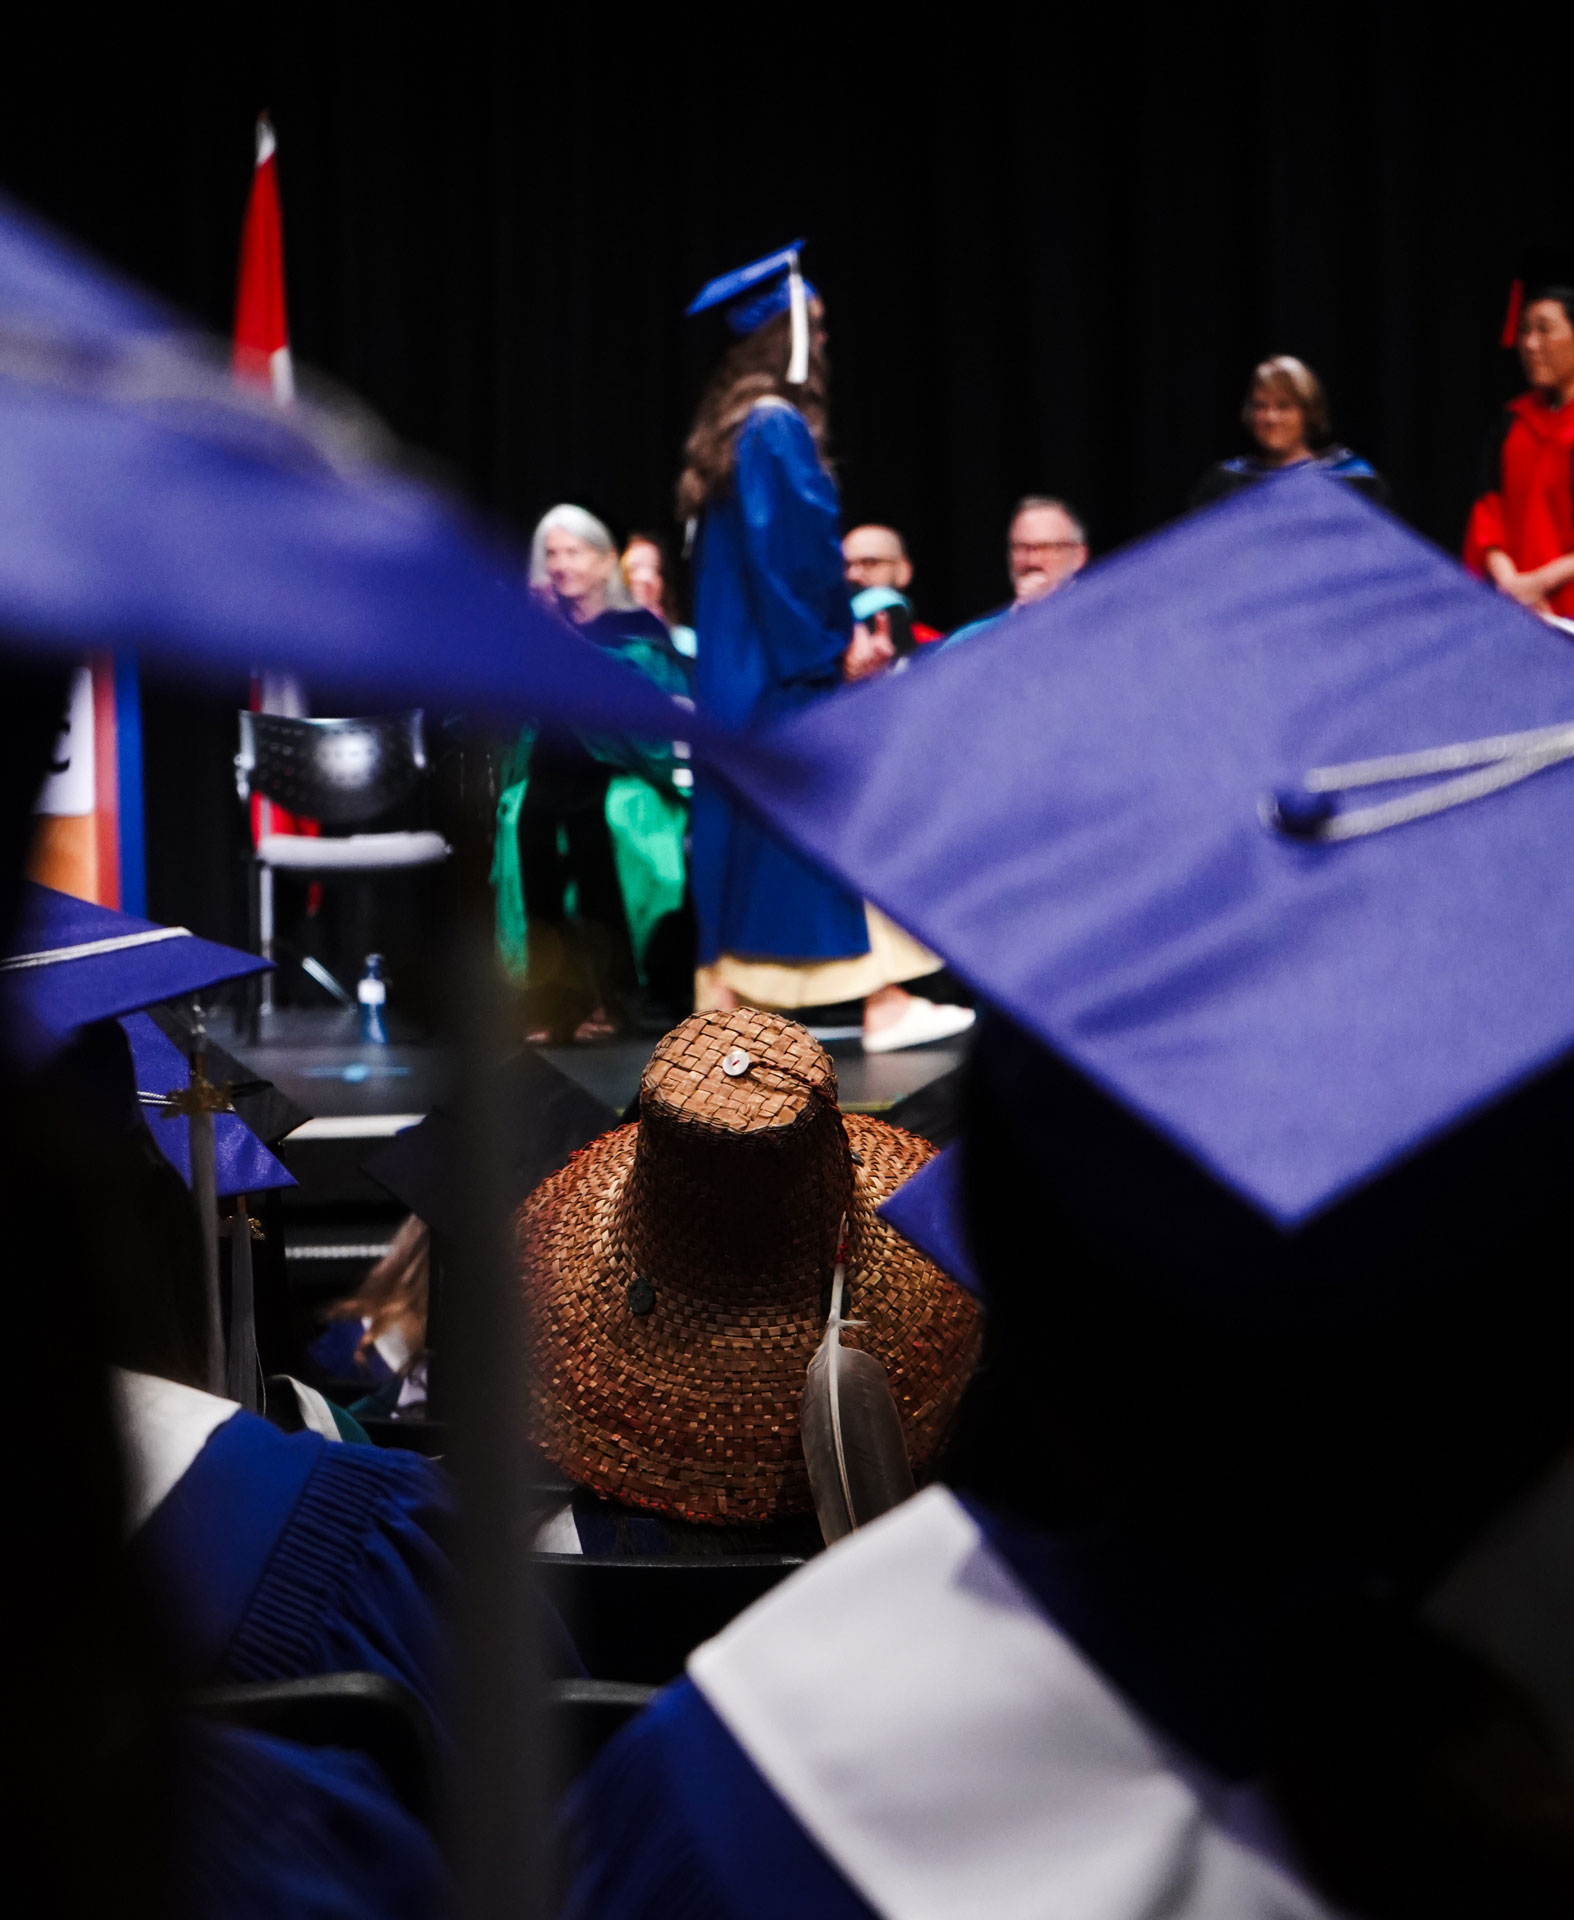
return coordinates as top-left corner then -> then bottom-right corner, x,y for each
535,1033 -> 966,1118
215,1007 -> 965,1208
219,1008 -> 963,1132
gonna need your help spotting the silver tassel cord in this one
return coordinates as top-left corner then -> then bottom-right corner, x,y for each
224,1198 -> 262,1412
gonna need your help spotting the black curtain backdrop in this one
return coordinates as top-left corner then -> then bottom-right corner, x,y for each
0,6 -> 1562,947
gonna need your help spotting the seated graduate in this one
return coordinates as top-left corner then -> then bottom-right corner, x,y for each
0,884 -> 461,1723
560,471 -> 1574,1918
351,1041 -> 624,1436
1,1032 -> 445,1920
1190,354 -> 1386,509
48,1014 -> 458,1728
182,1716 -> 446,1920
308,1213 -> 431,1419
516,1008 -> 983,1557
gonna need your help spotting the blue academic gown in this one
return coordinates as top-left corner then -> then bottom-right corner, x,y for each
560,1677 -> 872,1919
691,401 -> 869,965
559,1494 -> 1326,1920
133,1407 -> 452,1728
186,1720 -> 447,1920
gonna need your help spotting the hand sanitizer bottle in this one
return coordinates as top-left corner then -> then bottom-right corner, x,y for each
358,953 -> 389,1046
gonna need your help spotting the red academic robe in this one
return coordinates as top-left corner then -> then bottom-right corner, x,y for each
1463,391 -> 1574,620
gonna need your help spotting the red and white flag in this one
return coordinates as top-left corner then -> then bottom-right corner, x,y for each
235,113 -> 316,854
234,114 -> 295,402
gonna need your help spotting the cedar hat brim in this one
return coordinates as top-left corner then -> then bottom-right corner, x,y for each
517,1112 -> 981,1524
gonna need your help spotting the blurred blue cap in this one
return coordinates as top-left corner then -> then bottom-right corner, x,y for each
687,241 -> 818,336
878,1144 -> 981,1298
121,1011 -> 293,1197
3,883 -> 267,1043
717,473 -> 1574,1235
0,196 -> 688,744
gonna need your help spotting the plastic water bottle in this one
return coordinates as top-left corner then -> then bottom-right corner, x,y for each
357,954 -> 389,1045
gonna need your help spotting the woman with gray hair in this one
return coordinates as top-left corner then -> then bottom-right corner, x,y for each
494,504 -> 691,1042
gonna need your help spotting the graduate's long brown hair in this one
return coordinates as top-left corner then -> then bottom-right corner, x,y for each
675,308 -> 830,521
327,1211 -> 429,1369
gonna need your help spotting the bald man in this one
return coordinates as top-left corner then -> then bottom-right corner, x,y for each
842,525 -> 943,644
843,524 -> 913,592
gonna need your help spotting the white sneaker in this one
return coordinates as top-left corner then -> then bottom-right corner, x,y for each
863,998 -> 977,1054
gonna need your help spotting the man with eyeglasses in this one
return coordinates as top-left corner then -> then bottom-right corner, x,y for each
944,495 -> 1089,649
841,525 -> 946,679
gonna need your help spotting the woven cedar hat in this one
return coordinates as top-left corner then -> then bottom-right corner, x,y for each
516,1009 -> 983,1524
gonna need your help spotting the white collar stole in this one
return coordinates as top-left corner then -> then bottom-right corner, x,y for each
113,1367 -> 241,1535
689,1486 -> 1336,1920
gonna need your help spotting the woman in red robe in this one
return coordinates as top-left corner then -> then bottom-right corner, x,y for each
1464,273 -> 1574,623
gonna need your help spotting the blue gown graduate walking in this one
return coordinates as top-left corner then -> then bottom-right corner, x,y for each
677,244 -> 973,1054
690,399 -> 867,967
681,245 -> 869,976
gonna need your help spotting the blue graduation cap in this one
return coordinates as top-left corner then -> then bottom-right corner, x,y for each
713,473 -> 1574,1264
0,195 -> 688,745
877,1144 -> 981,1298
1,883 -> 266,1043
122,1011 -> 293,1198
687,241 -> 815,384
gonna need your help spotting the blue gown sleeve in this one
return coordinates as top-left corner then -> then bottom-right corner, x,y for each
135,1414 -> 454,1736
732,406 -> 852,710
185,1720 -> 446,1920
558,1677 -> 877,1920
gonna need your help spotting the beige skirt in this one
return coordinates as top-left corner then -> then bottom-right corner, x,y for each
695,906 -> 939,1011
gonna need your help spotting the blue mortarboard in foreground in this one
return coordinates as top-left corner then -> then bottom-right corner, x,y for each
878,1144 -> 981,1298
1,883 -> 266,1042
716,473 -> 1574,1231
121,1011 -> 293,1198
0,195 -> 686,744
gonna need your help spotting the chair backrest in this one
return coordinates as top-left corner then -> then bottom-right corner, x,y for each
546,1678 -> 656,1785
193,1671 -> 440,1826
358,1415 -> 450,1459
236,711 -> 428,825
532,1553 -> 804,1685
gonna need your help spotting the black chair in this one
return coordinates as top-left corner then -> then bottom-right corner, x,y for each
532,1554 -> 804,1686
235,710 -> 450,1015
192,1671 -> 440,1827
357,1415 -> 450,1458
546,1678 -> 656,1784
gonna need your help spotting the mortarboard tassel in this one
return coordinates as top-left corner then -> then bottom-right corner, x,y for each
799,1215 -> 915,1545
786,251 -> 810,387
164,1004 -> 233,1395
224,1198 -> 263,1413
1266,717 -> 1574,843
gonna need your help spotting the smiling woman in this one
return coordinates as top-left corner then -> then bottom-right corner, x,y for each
1190,355 -> 1387,509
1465,265 -> 1574,625
491,504 -> 692,1043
